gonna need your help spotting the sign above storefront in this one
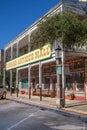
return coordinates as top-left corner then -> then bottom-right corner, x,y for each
6,44 -> 51,70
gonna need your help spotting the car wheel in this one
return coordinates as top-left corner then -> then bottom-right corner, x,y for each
2,92 -> 6,99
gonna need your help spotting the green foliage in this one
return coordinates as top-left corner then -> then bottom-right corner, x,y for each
31,12 -> 87,49
80,18 -> 87,46
60,12 -> 84,48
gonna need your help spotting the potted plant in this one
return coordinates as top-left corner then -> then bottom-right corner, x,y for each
20,90 -> 25,94
68,93 -> 75,100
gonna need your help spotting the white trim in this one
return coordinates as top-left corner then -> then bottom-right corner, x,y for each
17,57 -> 56,71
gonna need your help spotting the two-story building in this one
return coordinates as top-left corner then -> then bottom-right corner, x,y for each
4,1 -> 87,101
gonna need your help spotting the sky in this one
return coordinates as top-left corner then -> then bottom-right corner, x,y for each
0,0 -> 61,49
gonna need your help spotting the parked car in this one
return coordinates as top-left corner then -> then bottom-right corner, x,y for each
0,85 -> 7,99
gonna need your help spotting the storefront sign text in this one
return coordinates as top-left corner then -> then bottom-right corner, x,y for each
6,44 -> 51,70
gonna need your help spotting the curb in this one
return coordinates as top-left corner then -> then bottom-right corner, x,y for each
6,97 -> 87,122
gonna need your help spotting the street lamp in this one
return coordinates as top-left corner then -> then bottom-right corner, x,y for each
55,45 -> 61,60
55,45 -> 65,108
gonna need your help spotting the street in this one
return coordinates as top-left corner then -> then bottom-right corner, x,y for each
0,99 -> 87,130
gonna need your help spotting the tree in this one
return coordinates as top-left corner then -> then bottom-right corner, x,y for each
31,12 -> 87,49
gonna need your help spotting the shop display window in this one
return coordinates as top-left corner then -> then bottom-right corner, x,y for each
52,76 -> 57,90
65,59 -> 84,91
44,76 -> 50,90
74,61 -> 84,70
65,74 -> 73,90
74,72 -> 84,91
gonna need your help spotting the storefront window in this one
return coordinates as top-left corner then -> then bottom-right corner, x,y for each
31,78 -> 35,88
44,76 -> 50,90
52,76 -> 57,90
36,77 -> 39,89
65,74 -> 73,90
74,72 -> 84,91
69,64 -> 73,72
74,61 -> 84,69
65,59 -> 84,91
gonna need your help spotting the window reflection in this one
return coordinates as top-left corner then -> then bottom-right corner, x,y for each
74,73 -> 84,91
65,72 -> 84,91
65,59 -> 84,91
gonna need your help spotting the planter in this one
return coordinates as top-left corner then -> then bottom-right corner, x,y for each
68,96 -> 74,100
68,93 -> 75,100
20,90 -> 25,94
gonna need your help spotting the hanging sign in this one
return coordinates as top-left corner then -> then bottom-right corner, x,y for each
56,65 -> 62,75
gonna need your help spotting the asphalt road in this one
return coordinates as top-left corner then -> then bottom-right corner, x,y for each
0,99 -> 87,130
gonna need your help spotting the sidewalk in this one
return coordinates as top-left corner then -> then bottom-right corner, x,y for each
6,92 -> 87,121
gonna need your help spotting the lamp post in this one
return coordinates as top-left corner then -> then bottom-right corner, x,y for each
39,61 -> 42,101
55,45 -> 65,108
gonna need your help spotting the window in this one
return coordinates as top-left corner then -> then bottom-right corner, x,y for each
65,72 -> 84,91
44,76 -> 50,89
74,72 -> 84,91
69,64 -> 73,72
65,74 -> 73,90
65,59 -> 84,91
74,61 -> 84,70
52,76 -> 57,90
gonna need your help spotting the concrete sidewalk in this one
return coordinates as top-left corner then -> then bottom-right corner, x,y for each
6,92 -> 87,121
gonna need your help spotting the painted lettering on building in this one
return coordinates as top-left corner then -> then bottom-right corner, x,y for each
6,44 -> 51,70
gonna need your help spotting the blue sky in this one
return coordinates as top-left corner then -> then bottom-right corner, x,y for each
0,0 -> 61,49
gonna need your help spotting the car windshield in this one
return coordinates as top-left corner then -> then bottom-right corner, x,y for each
0,86 -> 3,88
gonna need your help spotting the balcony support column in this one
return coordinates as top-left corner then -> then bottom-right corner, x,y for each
16,41 -> 19,57
10,69 -> 12,96
28,32 -> 31,52
16,68 -> 19,97
39,61 -> 42,101
28,65 -> 31,99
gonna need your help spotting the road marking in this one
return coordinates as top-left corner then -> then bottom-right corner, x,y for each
7,110 -> 40,130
